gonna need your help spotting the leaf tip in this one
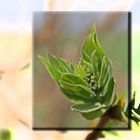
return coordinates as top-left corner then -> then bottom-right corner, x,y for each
90,24 -> 97,35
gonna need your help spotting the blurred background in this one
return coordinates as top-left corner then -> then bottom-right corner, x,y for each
34,12 -> 129,128
0,0 -> 140,140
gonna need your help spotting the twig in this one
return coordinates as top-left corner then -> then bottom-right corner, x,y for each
85,105 -> 122,140
85,110 -> 111,140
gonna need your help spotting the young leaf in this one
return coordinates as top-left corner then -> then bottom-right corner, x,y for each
38,55 -> 57,80
102,77 -> 115,105
59,80 -> 95,97
91,49 -> 99,77
48,52 -> 65,73
99,56 -> 109,82
39,53 -> 75,81
76,61 -> 86,78
81,25 -> 106,63
81,34 -> 95,62
57,56 -> 74,73
71,102 -> 106,113
61,73 -> 89,87
60,87 -> 92,104
82,108 -> 106,120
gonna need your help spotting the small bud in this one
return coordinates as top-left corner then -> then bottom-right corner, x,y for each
86,72 -> 91,77
90,75 -> 95,80
92,85 -> 97,90
90,79 -> 96,83
94,83 -> 98,88
86,68 -> 90,72
89,83 -> 92,86
86,77 -> 90,82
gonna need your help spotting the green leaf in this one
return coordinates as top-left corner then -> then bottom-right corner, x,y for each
76,61 -> 86,78
102,77 -> 115,105
57,56 -> 74,73
91,25 -> 107,58
61,73 -> 89,87
91,49 -> 99,77
59,80 -> 95,97
98,56 -> 111,96
60,87 -> 92,104
47,52 -> 65,73
72,102 -> 106,120
81,25 -> 107,63
99,56 -> 109,82
39,53 -> 75,81
71,102 -> 105,113
82,108 -> 106,120
81,25 -> 99,63
82,49 -> 91,62
101,75 -> 111,97
81,34 -> 95,62
82,60 -> 93,71
47,53 -> 75,76
38,55 -> 57,80
102,66 -> 110,88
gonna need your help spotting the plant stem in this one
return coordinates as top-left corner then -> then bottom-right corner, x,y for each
85,105 -> 123,140
85,109 -> 111,140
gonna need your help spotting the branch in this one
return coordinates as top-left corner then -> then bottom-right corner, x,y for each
85,109 -> 111,140
85,105 -> 124,140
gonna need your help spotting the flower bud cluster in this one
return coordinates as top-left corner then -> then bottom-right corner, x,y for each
81,61 -> 100,93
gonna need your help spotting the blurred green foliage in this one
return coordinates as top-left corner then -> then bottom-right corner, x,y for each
0,129 -> 11,140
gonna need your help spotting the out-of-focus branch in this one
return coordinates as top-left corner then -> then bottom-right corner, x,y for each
85,109 -> 111,140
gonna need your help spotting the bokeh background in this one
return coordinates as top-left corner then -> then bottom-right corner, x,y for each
0,0 -> 140,140
33,12 -> 129,128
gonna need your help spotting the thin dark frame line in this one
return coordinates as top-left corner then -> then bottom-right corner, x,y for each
32,127 -> 131,131
127,12 -> 132,129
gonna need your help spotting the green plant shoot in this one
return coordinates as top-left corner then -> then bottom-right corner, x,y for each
38,26 -> 117,120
